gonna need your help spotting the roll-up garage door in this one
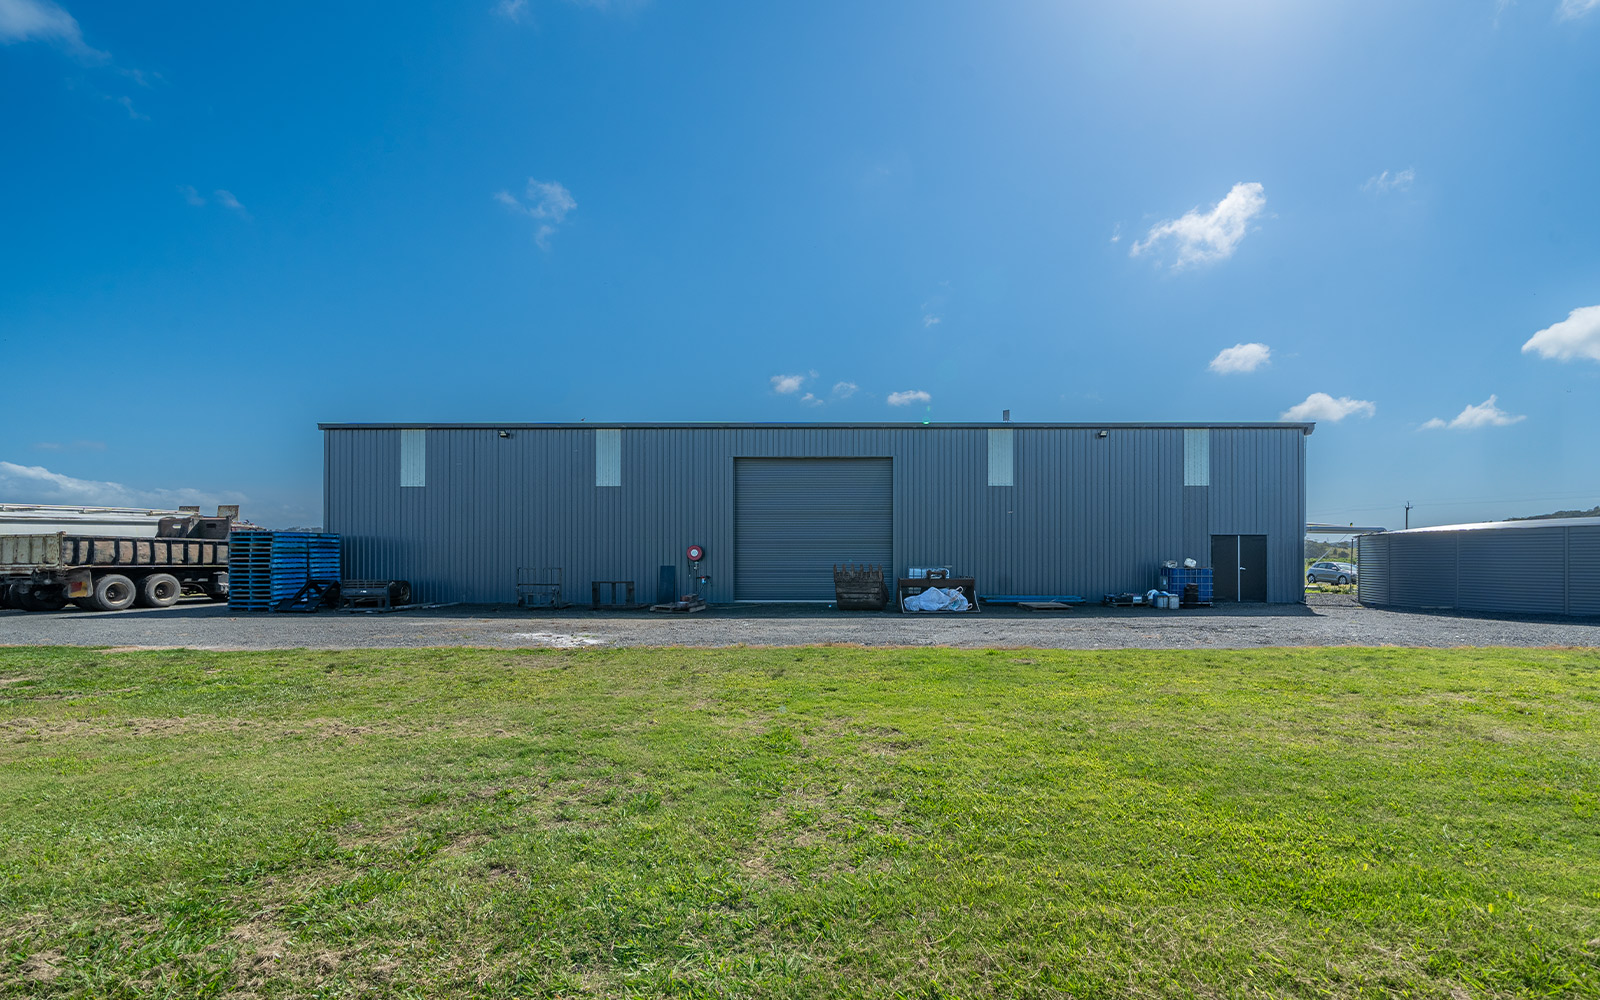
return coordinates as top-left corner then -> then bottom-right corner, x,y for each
735,458 -> 893,600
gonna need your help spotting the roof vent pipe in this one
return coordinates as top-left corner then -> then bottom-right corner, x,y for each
1002,409 -> 1010,422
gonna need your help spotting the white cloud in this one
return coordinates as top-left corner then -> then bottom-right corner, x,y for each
1281,392 -> 1376,422
112,94 -> 146,120
1209,342 -> 1271,374
1522,305 -> 1600,363
922,314 -> 941,327
1362,168 -> 1415,194
770,373 -> 805,394
1421,395 -> 1526,430
33,440 -> 105,452
832,381 -> 857,398
497,0 -> 647,17
528,180 -> 575,221
1559,0 -> 1599,18
1130,182 -> 1266,268
887,390 -> 932,407
568,0 -> 651,11
178,186 -> 249,219
0,460 -> 245,510
799,393 -> 824,407
213,189 -> 250,219
495,178 -> 577,249
0,0 -> 106,59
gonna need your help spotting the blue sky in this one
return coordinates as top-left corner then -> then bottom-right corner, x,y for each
2,0 -> 1597,529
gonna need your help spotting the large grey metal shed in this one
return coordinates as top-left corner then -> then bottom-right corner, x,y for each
320,422 -> 1313,605
1358,518 -> 1600,616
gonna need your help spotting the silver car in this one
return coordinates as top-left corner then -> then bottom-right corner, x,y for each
1306,561 -> 1357,585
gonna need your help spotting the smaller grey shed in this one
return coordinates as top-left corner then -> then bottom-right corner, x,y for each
1358,517 -> 1600,616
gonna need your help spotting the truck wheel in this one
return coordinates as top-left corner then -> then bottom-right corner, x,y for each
87,574 -> 138,612
0,584 -> 13,609
18,585 -> 68,612
137,574 -> 182,609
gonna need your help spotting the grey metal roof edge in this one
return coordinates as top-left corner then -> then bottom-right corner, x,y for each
318,420 -> 1317,433
1388,516 -> 1600,533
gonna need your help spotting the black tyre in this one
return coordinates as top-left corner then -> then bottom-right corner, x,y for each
202,585 -> 228,603
389,580 -> 412,606
87,574 -> 137,612
137,573 -> 182,609
18,585 -> 68,612
0,584 -> 13,609
1306,573 -> 1316,584
1336,575 -> 1348,586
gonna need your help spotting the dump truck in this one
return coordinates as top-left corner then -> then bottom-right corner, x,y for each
0,506 -> 244,612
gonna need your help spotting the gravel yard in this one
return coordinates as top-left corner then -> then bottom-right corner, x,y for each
2,593 -> 1597,649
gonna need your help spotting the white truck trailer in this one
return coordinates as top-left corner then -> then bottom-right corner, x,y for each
0,505 -> 245,612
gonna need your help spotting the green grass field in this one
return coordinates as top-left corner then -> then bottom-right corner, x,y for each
1,645 -> 1597,998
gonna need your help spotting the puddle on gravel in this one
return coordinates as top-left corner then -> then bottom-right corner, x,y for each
507,632 -> 605,648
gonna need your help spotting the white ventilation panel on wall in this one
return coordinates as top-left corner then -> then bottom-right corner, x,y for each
988,428 -> 1014,487
1183,428 -> 1210,487
595,429 -> 621,487
400,429 -> 426,487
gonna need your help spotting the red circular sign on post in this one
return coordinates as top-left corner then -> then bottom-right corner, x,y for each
686,545 -> 705,562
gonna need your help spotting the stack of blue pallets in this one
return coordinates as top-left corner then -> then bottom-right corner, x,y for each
1158,566 -> 1213,606
228,531 -> 341,612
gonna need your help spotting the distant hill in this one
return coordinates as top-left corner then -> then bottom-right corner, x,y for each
1509,506 -> 1600,522
1304,538 -> 1355,562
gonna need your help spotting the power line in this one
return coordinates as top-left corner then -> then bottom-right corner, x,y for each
1311,489 -> 1600,517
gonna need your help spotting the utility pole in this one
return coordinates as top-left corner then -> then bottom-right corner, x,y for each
1404,501 -> 1413,530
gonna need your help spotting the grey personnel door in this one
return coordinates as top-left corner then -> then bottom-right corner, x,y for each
1212,534 -> 1268,603
734,458 -> 893,601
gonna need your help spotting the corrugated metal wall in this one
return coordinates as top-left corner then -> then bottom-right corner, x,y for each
1356,535 -> 1388,606
1359,525 -> 1599,616
1458,530 -> 1565,614
323,425 -> 1309,604
1569,527 -> 1600,616
1390,534 -> 1458,609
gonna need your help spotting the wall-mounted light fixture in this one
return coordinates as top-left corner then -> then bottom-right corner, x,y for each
1097,429 -> 1108,438
498,430 -> 511,438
